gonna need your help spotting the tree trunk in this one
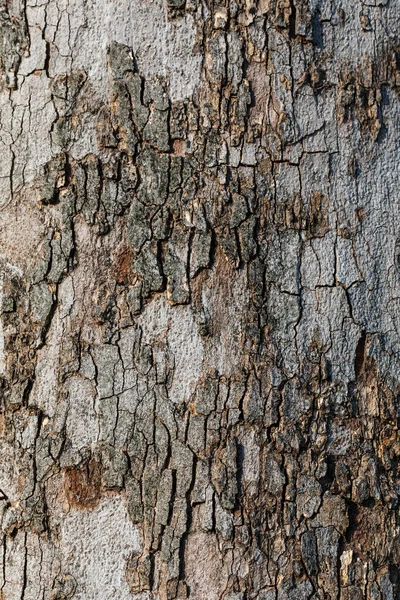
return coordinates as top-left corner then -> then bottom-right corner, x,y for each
0,0 -> 399,598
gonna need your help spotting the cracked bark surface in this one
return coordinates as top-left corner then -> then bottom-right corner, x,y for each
0,0 -> 400,598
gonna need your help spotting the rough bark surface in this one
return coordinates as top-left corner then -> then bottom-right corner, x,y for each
0,0 -> 399,598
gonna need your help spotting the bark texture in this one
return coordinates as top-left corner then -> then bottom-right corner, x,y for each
0,0 -> 400,598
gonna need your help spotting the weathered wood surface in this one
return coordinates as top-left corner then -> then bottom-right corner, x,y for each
0,0 -> 399,598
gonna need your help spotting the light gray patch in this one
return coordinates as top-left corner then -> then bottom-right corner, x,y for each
61,496 -> 142,600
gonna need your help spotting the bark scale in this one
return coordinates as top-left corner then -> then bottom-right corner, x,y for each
0,0 -> 399,599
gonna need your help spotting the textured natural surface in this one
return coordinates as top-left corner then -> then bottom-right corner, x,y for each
0,0 -> 400,598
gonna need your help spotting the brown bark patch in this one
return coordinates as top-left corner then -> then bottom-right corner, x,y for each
346,505 -> 390,563
172,139 -> 187,156
198,246 -> 235,339
64,459 -> 103,510
308,191 -> 329,237
114,244 -> 136,285
358,357 -> 398,419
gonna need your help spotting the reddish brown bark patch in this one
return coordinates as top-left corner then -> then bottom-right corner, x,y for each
64,459 -> 102,510
172,139 -> 187,156
114,244 -> 136,285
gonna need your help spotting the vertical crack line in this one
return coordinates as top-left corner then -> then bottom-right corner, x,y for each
21,532 -> 28,600
44,41 -> 51,78
289,0 -> 296,40
354,330 -> 366,379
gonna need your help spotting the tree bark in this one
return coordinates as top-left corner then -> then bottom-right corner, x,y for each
0,0 -> 399,598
